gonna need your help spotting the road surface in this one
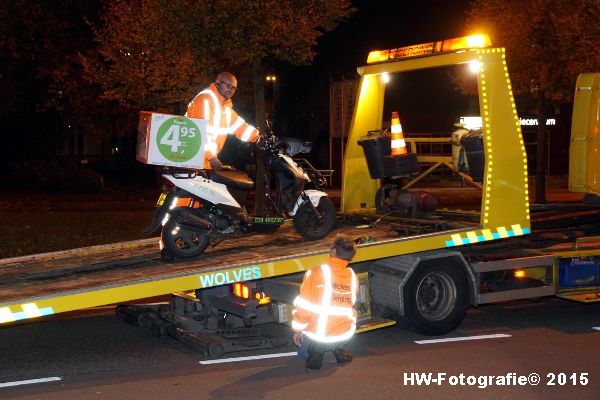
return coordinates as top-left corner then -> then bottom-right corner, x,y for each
1,296 -> 599,399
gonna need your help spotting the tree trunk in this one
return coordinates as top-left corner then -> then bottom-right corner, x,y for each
534,91 -> 547,204
252,58 -> 266,215
173,101 -> 185,115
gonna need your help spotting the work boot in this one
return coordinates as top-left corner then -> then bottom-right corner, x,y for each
305,342 -> 324,371
332,347 -> 353,365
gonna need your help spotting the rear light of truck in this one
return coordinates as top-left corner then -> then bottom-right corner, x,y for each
232,283 -> 271,305
514,270 -> 526,278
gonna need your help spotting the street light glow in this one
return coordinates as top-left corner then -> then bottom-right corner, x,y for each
469,60 -> 481,73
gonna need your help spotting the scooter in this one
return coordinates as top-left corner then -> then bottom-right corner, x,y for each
144,131 -> 336,259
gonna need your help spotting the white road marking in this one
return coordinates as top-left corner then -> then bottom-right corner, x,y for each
415,333 -> 512,344
199,351 -> 298,365
0,377 -> 62,388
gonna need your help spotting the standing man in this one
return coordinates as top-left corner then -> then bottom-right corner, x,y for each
292,236 -> 359,370
186,72 -> 259,170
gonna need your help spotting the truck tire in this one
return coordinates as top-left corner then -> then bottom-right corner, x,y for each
293,196 -> 336,240
162,218 -> 209,259
401,262 -> 469,335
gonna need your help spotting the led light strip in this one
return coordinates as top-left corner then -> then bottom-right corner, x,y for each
478,48 -> 529,225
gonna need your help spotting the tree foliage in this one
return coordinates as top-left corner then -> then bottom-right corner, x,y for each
0,0 -> 130,149
86,0 -> 354,115
201,0 -> 354,65
83,0 -> 214,112
2,0 -> 353,147
465,0 -> 600,100
0,1 -> 101,116
462,0 -> 600,203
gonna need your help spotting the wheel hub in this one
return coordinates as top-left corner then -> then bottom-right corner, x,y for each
415,271 -> 457,321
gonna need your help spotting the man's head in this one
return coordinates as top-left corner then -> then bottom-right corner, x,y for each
330,236 -> 357,262
215,72 -> 238,100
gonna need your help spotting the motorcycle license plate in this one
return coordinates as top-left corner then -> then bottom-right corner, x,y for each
253,216 -> 284,224
156,192 -> 168,206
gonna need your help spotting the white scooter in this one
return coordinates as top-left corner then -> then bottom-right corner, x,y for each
145,133 -> 336,259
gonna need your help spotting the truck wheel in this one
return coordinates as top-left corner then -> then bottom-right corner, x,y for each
402,262 -> 469,335
293,197 -> 336,240
162,218 -> 209,259
208,343 -> 225,358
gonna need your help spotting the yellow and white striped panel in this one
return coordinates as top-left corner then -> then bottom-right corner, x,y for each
0,303 -> 55,324
445,224 -> 530,247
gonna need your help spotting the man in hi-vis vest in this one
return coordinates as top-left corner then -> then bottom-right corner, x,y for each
292,236 -> 359,370
186,72 -> 259,170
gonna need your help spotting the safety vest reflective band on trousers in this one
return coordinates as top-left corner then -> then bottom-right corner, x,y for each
292,263 -> 358,343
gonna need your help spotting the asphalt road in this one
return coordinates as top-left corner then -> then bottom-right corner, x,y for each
1,297 -> 599,400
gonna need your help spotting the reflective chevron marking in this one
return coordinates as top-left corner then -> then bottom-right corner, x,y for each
0,303 -> 55,323
445,225 -> 530,247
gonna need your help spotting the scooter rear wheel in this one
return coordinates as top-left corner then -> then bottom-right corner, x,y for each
161,218 -> 209,259
293,196 -> 336,240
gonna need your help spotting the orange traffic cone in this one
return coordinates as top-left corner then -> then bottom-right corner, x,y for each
390,111 -> 407,155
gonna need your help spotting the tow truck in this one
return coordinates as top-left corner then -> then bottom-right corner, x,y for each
1,34 -> 599,356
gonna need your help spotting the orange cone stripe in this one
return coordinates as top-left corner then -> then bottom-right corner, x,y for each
390,112 -> 408,155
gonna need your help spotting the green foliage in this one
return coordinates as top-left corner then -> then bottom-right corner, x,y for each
466,0 -> 600,100
87,0 -> 354,113
1,0 -> 354,143
0,1 -> 130,139
0,1 -> 100,109
200,0 -> 354,64
464,0 -> 600,203
83,0 -> 215,111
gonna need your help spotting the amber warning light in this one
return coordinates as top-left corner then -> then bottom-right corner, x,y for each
367,34 -> 492,64
232,282 -> 271,305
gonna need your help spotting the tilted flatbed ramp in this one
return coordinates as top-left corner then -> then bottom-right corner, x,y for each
2,223 -> 486,324
1,212 -> 595,326
2,212 -> 529,325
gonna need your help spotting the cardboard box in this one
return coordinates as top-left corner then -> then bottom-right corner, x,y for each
137,111 -> 208,168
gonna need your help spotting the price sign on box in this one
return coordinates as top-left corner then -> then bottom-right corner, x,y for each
137,111 -> 208,168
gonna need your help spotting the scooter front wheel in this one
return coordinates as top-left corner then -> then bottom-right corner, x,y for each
293,196 -> 336,240
161,218 -> 209,259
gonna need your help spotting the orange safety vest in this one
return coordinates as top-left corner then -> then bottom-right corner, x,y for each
186,83 -> 259,169
292,257 -> 359,343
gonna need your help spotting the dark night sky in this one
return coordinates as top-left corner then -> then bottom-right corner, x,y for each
314,0 -> 472,77
273,0 -> 475,137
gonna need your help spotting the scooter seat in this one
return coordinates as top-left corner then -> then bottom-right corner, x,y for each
210,169 -> 254,190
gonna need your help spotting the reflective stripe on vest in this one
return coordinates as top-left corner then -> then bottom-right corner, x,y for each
240,125 -> 255,142
225,107 -> 231,126
292,263 -> 357,343
200,88 -> 244,137
199,88 -> 225,136
229,115 -> 244,134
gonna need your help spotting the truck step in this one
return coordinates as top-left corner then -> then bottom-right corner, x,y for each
356,316 -> 396,333
557,292 -> 600,303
